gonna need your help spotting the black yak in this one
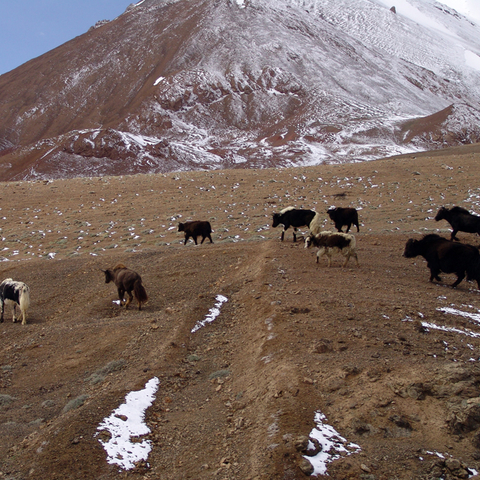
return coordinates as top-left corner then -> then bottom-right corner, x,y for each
403,234 -> 480,288
434,206 -> 480,241
327,207 -> 360,233
178,221 -> 213,245
272,207 -> 316,242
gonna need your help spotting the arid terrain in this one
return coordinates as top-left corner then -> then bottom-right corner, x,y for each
1,144 -> 480,479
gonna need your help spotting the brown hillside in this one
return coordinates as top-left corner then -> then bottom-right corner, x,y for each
1,145 -> 480,479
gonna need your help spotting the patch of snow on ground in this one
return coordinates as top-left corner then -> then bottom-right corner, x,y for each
421,321 -> 480,339
96,377 -> 160,470
191,295 -> 228,333
438,306 -> 480,324
465,50 -> 480,70
304,411 -> 361,476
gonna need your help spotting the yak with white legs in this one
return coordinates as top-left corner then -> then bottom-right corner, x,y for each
0,278 -> 30,325
305,231 -> 359,267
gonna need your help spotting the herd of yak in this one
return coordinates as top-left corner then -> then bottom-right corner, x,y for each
1,205 -> 480,325
270,204 -> 480,292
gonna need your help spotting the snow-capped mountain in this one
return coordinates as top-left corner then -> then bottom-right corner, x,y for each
0,0 -> 479,180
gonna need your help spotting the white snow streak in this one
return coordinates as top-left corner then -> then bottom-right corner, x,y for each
422,321 -> 480,339
304,411 -> 361,476
438,307 -> 480,324
191,295 -> 228,333
96,377 -> 160,470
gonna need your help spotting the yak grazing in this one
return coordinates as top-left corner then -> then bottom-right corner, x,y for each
103,264 -> 148,310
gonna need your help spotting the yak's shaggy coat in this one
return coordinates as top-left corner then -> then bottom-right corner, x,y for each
103,264 -> 148,310
403,234 -> 480,288
0,278 -> 30,325
305,231 -> 359,267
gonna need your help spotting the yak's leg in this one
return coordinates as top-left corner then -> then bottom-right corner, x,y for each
343,251 -> 359,267
353,252 -> 359,266
193,235 -> 198,245
281,228 -> 286,242
117,287 -> 125,305
451,273 -> 465,288
21,307 -> 27,325
451,229 -> 459,241
293,227 -> 298,242
316,247 -> 327,265
0,299 -> 4,323
124,291 -> 134,309
201,234 -> 213,244
12,303 -> 17,323
429,268 -> 442,283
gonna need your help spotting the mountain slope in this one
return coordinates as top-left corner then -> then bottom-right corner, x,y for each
0,0 -> 479,180
2,146 -> 480,478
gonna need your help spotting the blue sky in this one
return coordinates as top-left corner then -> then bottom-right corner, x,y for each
0,1 -> 134,75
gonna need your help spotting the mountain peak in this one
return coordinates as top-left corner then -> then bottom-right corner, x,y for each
0,0 -> 479,180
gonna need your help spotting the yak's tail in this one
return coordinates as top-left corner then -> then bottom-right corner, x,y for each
466,257 -> 480,287
134,279 -> 148,305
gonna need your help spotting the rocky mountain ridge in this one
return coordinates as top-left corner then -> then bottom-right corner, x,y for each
0,0 -> 479,180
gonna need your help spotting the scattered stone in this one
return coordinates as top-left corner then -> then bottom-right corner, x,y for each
352,418 -> 376,436
389,414 -> 412,430
294,436 -> 309,452
298,457 -> 314,476
448,397 -> 480,434
361,463 -> 371,473
304,438 -> 321,457
311,340 -> 333,354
